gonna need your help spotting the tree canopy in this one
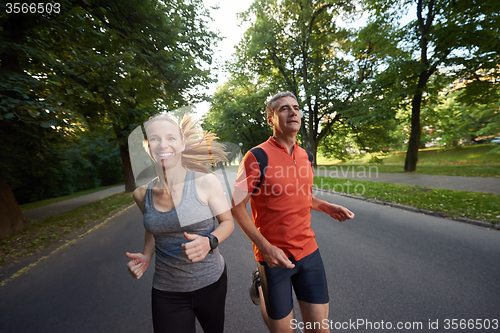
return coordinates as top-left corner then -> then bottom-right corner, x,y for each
204,0 -> 499,169
363,0 -> 500,170
0,0 -> 218,238
204,0 -> 401,163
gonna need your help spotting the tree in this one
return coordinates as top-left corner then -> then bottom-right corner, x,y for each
364,0 -> 500,171
0,1 -> 76,238
422,89 -> 500,147
0,0 -> 217,238
56,0 -> 218,192
202,79 -> 274,155
220,0 -> 404,164
233,0 -> 351,163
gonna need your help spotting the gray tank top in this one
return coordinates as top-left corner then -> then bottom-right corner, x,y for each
143,170 -> 225,292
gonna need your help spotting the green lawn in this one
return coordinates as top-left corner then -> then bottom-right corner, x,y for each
314,177 -> 500,224
19,184 -> 123,211
317,164 -> 500,178
318,144 -> 500,164
317,144 -> 500,178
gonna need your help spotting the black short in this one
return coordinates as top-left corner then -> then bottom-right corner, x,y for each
151,266 -> 227,333
258,249 -> 329,320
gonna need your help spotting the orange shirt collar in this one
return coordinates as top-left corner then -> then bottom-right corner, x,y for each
268,136 -> 299,153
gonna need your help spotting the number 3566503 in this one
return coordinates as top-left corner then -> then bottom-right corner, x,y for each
5,3 -> 61,14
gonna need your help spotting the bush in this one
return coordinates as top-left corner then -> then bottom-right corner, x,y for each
8,131 -> 123,204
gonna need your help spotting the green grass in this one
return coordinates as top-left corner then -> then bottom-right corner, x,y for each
317,164 -> 500,178
1,191 -> 134,267
317,144 -> 500,165
19,184 -> 123,211
317,144 -> 500,178
381,144 -> 500,164
314,176 -> 500,224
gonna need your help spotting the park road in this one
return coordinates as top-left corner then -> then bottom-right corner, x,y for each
1,176 -> 499,332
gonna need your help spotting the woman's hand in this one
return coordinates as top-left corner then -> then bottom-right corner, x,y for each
181,232 -> 211,263
125,252 -> 150,279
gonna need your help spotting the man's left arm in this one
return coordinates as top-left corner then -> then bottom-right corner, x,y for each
312,196 -> 355,222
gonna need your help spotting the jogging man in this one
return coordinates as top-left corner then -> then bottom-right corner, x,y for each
231,91 -> 355,333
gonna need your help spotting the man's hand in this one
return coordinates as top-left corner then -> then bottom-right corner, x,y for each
318,202 -> 355,222
260,243 -> 295,269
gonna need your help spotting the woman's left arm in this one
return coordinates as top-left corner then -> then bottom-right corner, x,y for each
182,173 -> 234,262
203,172 -> 235,242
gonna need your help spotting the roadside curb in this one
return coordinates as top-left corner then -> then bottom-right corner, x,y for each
313,187 -> 499,230
0,203 -> 136,288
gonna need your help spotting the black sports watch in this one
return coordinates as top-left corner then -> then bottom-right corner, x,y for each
207,234 -> 219,253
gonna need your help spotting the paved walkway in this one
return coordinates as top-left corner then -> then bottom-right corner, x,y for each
313,168 -> 500,194
22,171 -> 500,224
22,185 -> 127,224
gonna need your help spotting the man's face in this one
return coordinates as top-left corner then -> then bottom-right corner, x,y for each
267,96 -> 301,135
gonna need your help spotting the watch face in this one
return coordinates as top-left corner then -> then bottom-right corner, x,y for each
209,235 -> 218,250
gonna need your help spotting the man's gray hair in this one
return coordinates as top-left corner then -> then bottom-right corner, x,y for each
266,91 -> 298,117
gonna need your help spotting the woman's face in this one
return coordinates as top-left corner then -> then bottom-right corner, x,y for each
146,120 -> 185,169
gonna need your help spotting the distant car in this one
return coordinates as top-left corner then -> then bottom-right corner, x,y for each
492,137 -> 500,144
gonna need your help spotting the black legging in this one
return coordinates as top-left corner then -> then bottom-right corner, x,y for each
151,267 -> 227,333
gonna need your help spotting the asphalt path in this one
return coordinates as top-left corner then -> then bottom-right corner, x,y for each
2,172 -> 500,333
22,178 -> 151,225
313,168 -> 500,194
22,185 -> 127,224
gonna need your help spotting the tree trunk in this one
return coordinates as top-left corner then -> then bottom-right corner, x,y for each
310,142 -> 318,168
112,122 -> 136,193
404,92 -> 423,172
303,127 -> 316,167
0,173 -> 25,239
405,0 -> 436,172
119,143 -> 136,193
0,16 -> 27,239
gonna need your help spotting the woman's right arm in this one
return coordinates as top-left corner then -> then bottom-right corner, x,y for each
126,231 -> 154,279
125,186 -> 154,279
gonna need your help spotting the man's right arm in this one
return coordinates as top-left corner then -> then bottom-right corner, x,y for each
231,188 -> 294,269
